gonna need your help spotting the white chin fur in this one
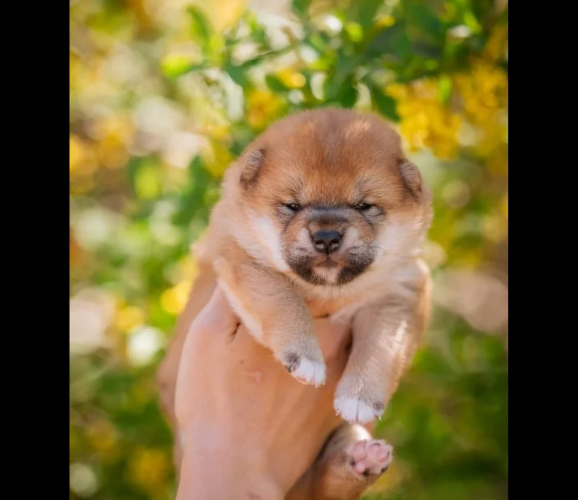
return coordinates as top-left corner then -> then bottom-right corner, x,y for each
313,265 -> 339,284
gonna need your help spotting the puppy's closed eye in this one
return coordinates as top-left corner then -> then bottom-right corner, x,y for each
284,203 -> 302,212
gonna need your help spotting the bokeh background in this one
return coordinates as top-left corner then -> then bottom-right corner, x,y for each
69,0 -> 508,499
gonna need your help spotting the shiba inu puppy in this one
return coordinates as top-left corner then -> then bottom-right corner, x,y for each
158,108 -> 432,499
196,108 -> 432,423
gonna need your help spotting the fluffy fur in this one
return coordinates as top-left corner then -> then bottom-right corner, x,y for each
172,108 -> 433,499
196,108 -> 432,421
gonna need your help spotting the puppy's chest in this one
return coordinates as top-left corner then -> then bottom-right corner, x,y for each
306,295 -> 356,319
299,263 -> 393,315
300,281 -> 385,321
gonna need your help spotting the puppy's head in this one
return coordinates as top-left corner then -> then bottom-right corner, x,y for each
235,109 -> 432,286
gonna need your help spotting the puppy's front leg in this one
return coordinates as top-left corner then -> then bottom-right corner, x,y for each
334,271 -> 430,423
214,247 -> 326,386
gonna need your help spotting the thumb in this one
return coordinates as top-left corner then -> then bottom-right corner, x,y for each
188,283 -> 240,339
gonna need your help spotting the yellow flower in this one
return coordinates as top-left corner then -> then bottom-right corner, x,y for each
386,79 -> 461,160
70,135 -> 97,175
375,15 -> 396,28
70,176 -> 96,195
128,448 -> 169,493
177,257 -> 199,283
203,141 -> 234,178
93,115 -> 134,169
453,61 -> 507,157
486,145 -> 508,177
86,420 -> 118,455
200,121 -> 231,142
114,304 -> 145,333
190,0 -> 248,32
458,248 -> 483,268
246,90 -> 284,131
161,280 -> 192,315
483,24 -> 508,63
276,69 -> 306,89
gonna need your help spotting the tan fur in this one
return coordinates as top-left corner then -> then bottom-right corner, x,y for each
197,108 -> 432,417
287,424 -> 390,500
158,108 -> 432,498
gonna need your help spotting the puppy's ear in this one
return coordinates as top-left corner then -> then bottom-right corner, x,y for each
399,158 -> 423,198
240,149 -> 265,187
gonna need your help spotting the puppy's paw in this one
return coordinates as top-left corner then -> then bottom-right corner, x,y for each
347,439 -> 393,478
283,352 -> 326,387
334,375 -> 386,423
334,394 -> 384,423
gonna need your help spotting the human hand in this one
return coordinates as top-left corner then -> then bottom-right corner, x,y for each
174,285 -> 351,500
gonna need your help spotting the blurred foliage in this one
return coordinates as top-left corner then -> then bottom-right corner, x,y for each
70,0 -> 508,499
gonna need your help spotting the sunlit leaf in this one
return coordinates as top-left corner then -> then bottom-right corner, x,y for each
188,6 -> 213,51
438,75 -> 452,105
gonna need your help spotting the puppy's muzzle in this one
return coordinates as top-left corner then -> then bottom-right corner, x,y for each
312,230 -> 342,254
307,206 -> 350,255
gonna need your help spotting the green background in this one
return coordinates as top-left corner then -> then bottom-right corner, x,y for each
70,1 -> 508,499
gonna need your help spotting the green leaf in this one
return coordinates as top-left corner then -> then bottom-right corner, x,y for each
463,10 -> 482,35
292,0 -> 312,17
243,13 -> 271,50
471,0 -> 496,27
337,79 -> 358,108
134,162 -> 161,200
405,2 -> 446,42
412,41 -> 444,60
438,75 -> 452,105
306,32 -> 331,53
359,0 -> 382,29
224,61 -> 247,87
174,156 -> 212,225
369,84 -> 400,122
187,6 -> 213,53
345,22 -> 364,43
265,75 -> 289,92
240,56 -> 266,71
365,23 -> 411,61
160,55 -> 205,79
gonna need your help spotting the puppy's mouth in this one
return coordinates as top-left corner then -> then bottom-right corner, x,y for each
315,257 -> 339,268
286,252 -> 373,286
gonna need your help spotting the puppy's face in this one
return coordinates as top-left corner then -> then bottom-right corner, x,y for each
236,109 -> 432,286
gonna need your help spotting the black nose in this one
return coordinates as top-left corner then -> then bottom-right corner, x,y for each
312,230 -> 342,254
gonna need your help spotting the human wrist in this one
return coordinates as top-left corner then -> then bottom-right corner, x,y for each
177,423 -> 285,500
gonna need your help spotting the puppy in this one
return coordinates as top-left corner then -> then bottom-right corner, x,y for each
196,108 -> 432,422
161,108 -> 432,498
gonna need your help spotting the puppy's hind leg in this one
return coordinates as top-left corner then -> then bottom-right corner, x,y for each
287,424 -> 392,500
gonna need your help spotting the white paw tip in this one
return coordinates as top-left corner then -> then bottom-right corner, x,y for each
334,396 -> 384,424
292,357 -> 326,387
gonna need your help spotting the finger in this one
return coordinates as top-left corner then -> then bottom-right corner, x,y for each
313,317 -> 352,363
188,285 -> 240,340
